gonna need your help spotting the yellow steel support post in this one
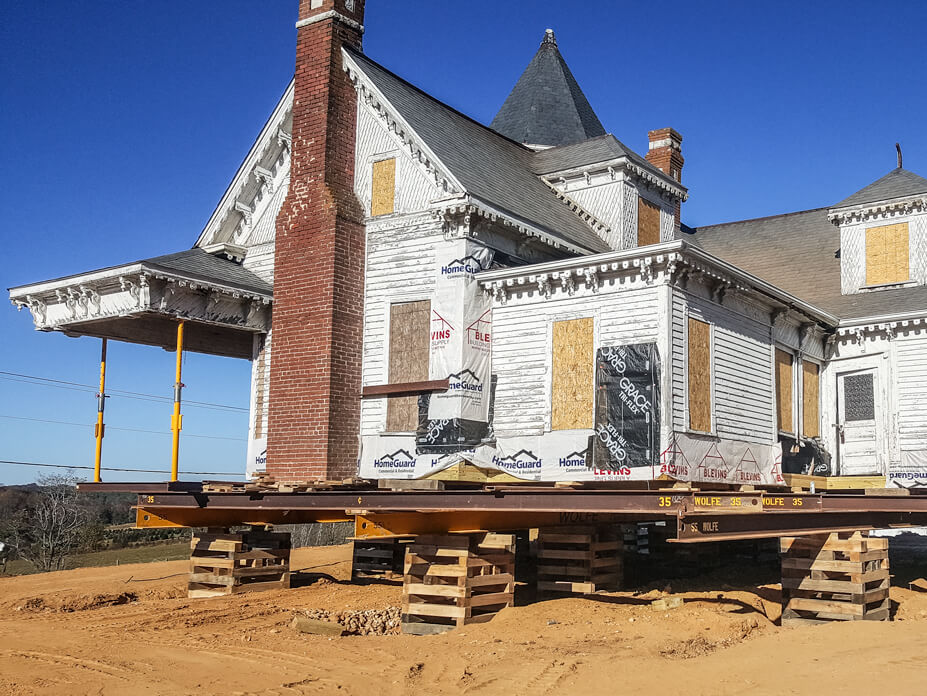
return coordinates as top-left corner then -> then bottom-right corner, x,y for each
93,338 -> 108,482
170,321 -> 185,481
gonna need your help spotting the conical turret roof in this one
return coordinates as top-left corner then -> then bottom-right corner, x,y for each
490,29 -> 606,147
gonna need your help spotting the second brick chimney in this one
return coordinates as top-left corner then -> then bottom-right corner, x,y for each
266,0 -> 367,481
646,128 -> 684,228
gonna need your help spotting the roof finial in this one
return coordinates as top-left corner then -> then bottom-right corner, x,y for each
543,28 -> 557,47
896,142 -> 903,169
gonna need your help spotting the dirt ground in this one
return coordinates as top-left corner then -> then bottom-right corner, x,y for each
2,542 -> 926,696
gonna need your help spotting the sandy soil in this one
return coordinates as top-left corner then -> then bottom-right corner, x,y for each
2,543 -> 926,696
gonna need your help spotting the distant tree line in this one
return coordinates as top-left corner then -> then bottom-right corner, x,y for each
0,475 -> 187,573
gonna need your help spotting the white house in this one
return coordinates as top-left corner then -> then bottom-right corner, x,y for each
9,3 -> 927,488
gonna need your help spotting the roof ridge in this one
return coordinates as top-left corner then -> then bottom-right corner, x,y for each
344,46 -> 532,153
696,206 -> 830,230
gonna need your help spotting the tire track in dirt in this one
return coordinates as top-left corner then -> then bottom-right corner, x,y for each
0,649 -> 133,680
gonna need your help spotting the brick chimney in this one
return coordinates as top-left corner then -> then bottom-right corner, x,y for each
266,0 -> 367,481
646,128 -> 684,228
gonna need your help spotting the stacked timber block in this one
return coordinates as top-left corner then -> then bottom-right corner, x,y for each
780,532 -> 890,625
350,536 -> 413,580
188,528 -> 291,598
649,524 -> 720,578
401,533 -> 515,635
537,525 -> 622,596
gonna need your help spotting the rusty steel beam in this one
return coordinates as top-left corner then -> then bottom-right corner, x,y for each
122,485 -> 927,541
675,511 -> 927,542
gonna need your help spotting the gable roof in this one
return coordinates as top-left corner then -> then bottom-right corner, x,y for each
346,47 -> 609,253
530,133 -> 687,196
685,208 -> 927,321
833,168 -> 927,209
490,30 -> 606,147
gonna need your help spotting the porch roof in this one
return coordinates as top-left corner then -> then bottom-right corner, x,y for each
9,248 -> 272,360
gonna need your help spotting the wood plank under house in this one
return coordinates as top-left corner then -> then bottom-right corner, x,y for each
780,532 -> 890,625
401,533 -> 515,635
188,529 -> 291,598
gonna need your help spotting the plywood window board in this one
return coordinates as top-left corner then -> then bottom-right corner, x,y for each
371,158 -> 396,216
802,361 -> 820,438
865,222 -> 909,285
551,317 -> 594,430
687,317 -> 712,432
637,196 -> 661,247
386,300 -> 430,431
775,348 -> 794,433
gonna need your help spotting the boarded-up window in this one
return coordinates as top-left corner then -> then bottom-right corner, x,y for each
802,361 -> 820,438
638,196 -> 661,247
551,318 -> 594,430
687,318 -> 711,432
371,158 -> 396,216
775,348 -> 794,433
386,300 -> 430,431
866,222 -> 909,285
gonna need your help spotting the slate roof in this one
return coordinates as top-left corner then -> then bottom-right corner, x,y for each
531,133 -> 686,193
490,30 -> 606,147
833,168 -> 927,209
347,47 -> 609,253
10,248 -> 273,297
684,208 -> 927,321
144,249 -> 272,296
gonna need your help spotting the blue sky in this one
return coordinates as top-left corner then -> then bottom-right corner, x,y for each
1,1 -> 924,484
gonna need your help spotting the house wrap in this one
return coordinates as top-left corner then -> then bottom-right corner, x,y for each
9,0 -> 927,488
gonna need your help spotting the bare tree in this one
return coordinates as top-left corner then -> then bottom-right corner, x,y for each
9,473 -> 87,572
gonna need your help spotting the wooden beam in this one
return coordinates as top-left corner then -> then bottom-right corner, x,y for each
361,379 -> 449,398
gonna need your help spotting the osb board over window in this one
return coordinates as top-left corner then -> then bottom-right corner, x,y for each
638,196 -> 661,247
551,317 -> 594,430
687,318 -> 711,433
866,222 -> 909,285
371,158 -> 396,217
386,300 -> 430,431
775,348 -> 794,433
802,361 -> 820,438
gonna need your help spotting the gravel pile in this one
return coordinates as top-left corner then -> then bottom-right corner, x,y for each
301,607 -> 402,635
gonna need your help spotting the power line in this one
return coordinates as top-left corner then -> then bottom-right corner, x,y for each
0,414 -> 246,442
0,371 -> 249,413
0,459 -> 245,477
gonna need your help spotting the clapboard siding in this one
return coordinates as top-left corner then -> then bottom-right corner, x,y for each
248,331 -> 271,440
242,241 -> 276,283
675,289 -> 776,444
492,284 -> 661,436
896,333 -> 927,447
359,213 -> 444,435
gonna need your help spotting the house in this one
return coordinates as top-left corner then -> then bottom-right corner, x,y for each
9,1 -> 927,488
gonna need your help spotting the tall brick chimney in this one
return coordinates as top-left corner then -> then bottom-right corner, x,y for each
266,0 -> 367,481
646,128 -> 684,228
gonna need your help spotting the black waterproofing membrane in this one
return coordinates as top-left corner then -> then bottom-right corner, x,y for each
593,343 -> 660,469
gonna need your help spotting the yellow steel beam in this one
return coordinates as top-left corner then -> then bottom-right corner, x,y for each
93,338 -> 107,482
134,504 -> 353,529
170,321 -> 184,482
353,512 -> 630,537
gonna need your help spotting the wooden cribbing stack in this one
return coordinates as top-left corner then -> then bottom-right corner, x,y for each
780,531 -> 890,625
351,536 -> 413,580
188,527 -> 291,598
537,525 -> 622,595
401,532 -> 515,635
